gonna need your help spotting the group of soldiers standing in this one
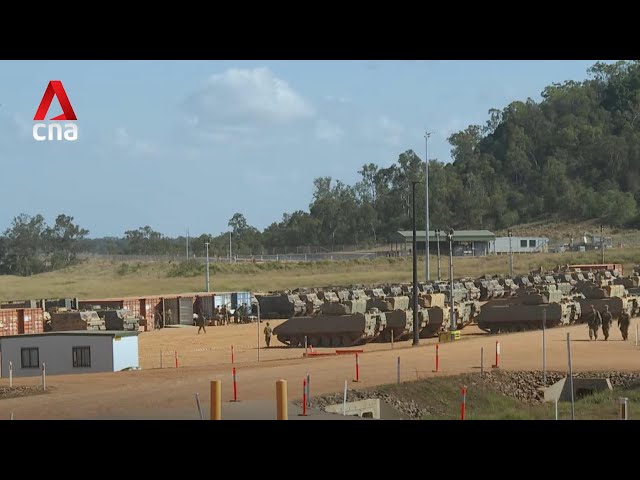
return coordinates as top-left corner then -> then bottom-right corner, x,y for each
586,304 -> 631,341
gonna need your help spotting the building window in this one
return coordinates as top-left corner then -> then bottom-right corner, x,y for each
529,239 -> 536,247
520,240 -> 527,248
21,347 -> 39,369
72,346 -> 91,368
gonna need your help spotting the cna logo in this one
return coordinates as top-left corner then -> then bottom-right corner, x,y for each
32,80 -> 78,142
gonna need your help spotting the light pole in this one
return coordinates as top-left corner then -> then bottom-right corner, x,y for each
425,131 -> 431,283
186,228 -> 190,260
412,180 -> 421,346
229,232 -> 232,263
600,224 -> 605,263
508,229 -> 513,278
205,241 -> 210,292
447,228 -> 455,331
435,228 -> 442,281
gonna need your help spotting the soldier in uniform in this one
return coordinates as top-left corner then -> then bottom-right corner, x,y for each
601,305 -> 613,341
618,309 -> 631,341
264,322 -> 273,348
166,308 -> 173,326
588,305 -> 602,341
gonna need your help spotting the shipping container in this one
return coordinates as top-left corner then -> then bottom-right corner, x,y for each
232,292 -> 252,310
195,294 -> 215,319
178,297 -> 194,325
78,299 -> 125,311
1,300 -> 38,309
22,308 -> 44,334
122,299 -> 141,317
214,293 -> 232,309
162,297 -> 179,325
0,309 -> 22,337
140,297 -> 162,330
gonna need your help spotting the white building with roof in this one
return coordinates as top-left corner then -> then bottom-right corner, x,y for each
0,331 -> 139,378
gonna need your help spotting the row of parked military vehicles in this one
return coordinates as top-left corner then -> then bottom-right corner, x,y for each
258,266 -> 640,347
43,308 -> 140,332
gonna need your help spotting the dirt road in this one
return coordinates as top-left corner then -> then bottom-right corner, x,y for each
1,319 -> 639,419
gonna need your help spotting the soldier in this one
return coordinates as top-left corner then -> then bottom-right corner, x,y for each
601,305 -> 613,341
195,312 -> 206,334
588,305 -> 602,341
264,322 -> 273,348
618,310 -> 631,341
220,305 -> 228,325
166,308 -> 173,326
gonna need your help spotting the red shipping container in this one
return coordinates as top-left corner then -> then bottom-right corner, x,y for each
0,309 -> 20,336
140,297 -> 162,331
123,298 -> 141,317
22,308 -> 44,334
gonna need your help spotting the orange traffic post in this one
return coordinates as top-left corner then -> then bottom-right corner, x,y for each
276,379 -> 288,420
210,380 -> 222,420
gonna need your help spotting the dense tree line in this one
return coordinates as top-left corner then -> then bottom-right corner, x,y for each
4,61 -> 640,273
0,214 -> 89,276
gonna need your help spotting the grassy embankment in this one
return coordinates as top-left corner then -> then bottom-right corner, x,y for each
0,247 -> 639,300
380,374 -> 640,420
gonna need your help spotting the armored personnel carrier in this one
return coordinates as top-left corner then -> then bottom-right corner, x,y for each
378,308 -> 426,342
96,309 -> 140,331
298,293 -> 323,315
272,310 -> 386,348
50,310 -> 105,331
575,284 -> 633,322
255,293 -> 306,319
477,290 -> 580,334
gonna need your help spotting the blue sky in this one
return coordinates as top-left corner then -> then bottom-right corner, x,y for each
0,60 -> 611,237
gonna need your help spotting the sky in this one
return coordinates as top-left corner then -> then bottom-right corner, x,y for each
0,60 -> 613,238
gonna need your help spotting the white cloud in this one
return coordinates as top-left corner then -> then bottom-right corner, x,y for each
185,67 -> 315,130
362,115 -> 405,147
315,119 -> 344,142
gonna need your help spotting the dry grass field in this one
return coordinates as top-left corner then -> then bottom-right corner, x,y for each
1,247 -> 640,300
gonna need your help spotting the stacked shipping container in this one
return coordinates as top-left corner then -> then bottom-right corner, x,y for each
0,308 -> 44,336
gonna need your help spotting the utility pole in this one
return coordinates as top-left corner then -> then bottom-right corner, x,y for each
412,180 -> 421,346
425,131 -> 431,283
508,229 -> 513,277
600,224 -> 605,263
435,228 -> 441,281
205,241 -> 210,292
448,228 -> 455,331
229,232 -> 232,263
186,228 -> 189,260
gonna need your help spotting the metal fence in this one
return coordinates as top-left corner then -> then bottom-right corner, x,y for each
78,251 -> 385,263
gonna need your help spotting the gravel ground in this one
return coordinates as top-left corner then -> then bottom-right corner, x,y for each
0,386 -> 50,400
298,370 -> 640,419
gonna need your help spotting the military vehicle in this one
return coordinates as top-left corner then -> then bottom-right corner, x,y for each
254,294 -> 306,319
96,309 -> 140,331
377,308 -> 426,342
298,293 -> 323,315
477,290 -> 580,333
317,291 -> 340,303
420,306 -> 448,338
475,279 -> 497,301
50,311 -> 105,331
575,284 -> 633,322
273,310 -> 387,348
367,296 -> 409,312
384,286 -> 403,297
320,298 -> 367,315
